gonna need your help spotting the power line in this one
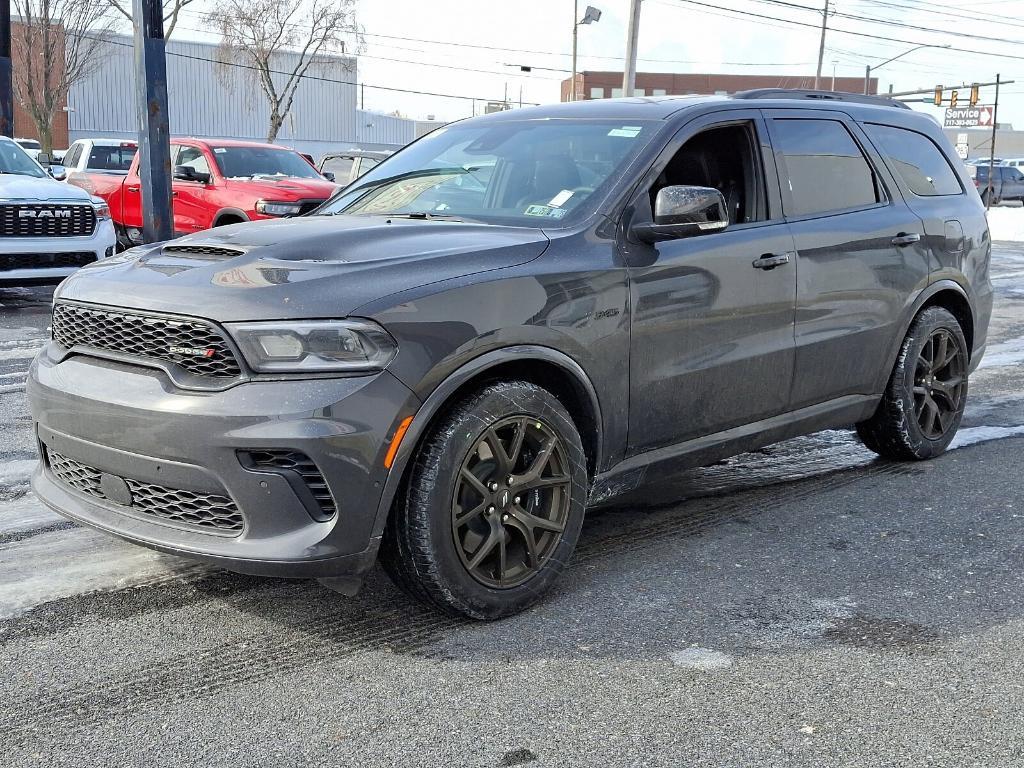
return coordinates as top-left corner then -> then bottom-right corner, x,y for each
665,0 -> 1024,64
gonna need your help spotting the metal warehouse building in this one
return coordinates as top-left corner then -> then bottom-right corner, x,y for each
63,34 -> 434,156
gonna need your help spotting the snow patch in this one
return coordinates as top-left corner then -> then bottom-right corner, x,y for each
0,459 -> 37,487
950,425 -> 1024,449
987,206 -> 1024,243
978,337 -> 1024,369
668,647 -> 734,671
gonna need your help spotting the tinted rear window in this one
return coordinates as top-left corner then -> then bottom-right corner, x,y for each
866,124 -> 962,196
772,119 -> 880,217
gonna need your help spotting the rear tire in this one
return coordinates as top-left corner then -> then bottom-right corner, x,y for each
380,381 -> 588,620
856,307 -> 969,460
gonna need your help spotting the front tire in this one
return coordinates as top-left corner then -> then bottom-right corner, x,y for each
380,381 -> 588,619
856,307 -> 969,460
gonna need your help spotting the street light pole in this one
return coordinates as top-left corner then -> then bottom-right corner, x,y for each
863,44 -> 950,95
570,4 -> 601,102
0,0 -> 13,138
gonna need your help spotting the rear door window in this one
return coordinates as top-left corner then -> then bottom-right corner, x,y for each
866,124 -> 962,196
771,118 -> 881,217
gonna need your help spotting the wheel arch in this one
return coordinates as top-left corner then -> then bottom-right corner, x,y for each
874,280 -> 975,393
213,208 -> 250,227
370,346 -> 604,541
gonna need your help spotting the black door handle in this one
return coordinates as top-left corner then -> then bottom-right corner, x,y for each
891,232 -> 922,247
752,252 -> 792,270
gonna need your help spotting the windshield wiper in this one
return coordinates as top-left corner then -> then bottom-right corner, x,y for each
383,212 -> 466,221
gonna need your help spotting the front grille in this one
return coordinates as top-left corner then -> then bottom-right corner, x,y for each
298,200 -> 326,215
161,244 -> 245,258
242,449 -> 336,518
0,204 -> 97,238
46,449 -> 244,534
0,251 -> 97,272
52,302 -> 242,379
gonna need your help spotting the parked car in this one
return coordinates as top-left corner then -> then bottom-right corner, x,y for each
318,149 -> 392,186
1001,157 -> 1024,169
968,164 -> 1024,205
29,90 -> 991,618
63,139 -> 138,179
0,136 -> 115,285
14,137 -> 41,154
68,138 -> 338,249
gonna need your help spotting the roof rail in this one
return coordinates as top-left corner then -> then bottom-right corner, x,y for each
732,88 -> 911,110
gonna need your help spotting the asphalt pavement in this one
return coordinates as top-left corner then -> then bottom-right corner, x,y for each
2,246 -> 1024,767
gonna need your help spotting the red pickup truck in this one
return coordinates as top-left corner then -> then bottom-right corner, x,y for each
68,137 -> 338,248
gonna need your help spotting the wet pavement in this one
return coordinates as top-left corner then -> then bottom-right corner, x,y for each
2,246 -> 1024,766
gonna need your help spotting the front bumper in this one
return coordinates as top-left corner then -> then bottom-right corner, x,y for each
28,347 -> 420,580
0,219 -> 116,284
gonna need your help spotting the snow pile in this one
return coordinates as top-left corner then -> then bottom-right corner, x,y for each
986,205 -> 1024,242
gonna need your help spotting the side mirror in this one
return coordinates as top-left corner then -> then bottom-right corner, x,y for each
49,165 -> 67,181
322,171 -> 336,182
633,185 -> 729,243
173,165 -> 211,184
37,152 -> 52,167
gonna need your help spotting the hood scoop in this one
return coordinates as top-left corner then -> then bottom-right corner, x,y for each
161,243 -> 247,259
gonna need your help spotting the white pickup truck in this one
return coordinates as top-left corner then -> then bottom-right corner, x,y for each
0,136 -> 116,285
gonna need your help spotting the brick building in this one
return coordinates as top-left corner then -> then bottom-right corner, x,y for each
11,21 -> 70,148
561,71 -> 878,101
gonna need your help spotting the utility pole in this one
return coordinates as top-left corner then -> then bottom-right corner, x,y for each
986,74 -> 1000,211
814,0 -> 829,90
571,0 -> 578,101
132,0 -> 173,243
0,0 -> 12,138
623,0 -> 642,97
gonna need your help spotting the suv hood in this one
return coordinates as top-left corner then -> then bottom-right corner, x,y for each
221,176 -> 338,200
56,215 -> 550,321
0,173 -> 93,202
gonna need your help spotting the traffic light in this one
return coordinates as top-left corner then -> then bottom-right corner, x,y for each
934,85 -> 943,106
950,89 -> 959,108
970,84 -> 980,107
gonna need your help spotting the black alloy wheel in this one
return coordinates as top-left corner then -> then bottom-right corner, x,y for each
856,306 -> 969,460
452,416 -> 571,589
912,327 -> 967,440
380,380 -> 588,619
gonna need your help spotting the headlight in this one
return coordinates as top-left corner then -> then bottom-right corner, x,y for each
226,320 -> 397,373
93,201 -> 111,220
255,200 -> 303,217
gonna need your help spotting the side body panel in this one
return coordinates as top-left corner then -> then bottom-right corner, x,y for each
621,109 -> 797,453
763,108 -> 931,407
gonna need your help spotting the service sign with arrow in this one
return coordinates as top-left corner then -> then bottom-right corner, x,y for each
944,106 -> 994,128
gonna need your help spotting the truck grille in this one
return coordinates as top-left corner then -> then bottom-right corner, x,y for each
0,204 -> 97,238
0,251 -> 97,272
46,449 -> 244,535
52,302 -> 242,379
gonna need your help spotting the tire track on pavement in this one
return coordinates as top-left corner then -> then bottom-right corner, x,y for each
0,456 -> 912,745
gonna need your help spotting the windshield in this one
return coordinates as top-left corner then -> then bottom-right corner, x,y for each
0,140 -> 46,178
211,146 -> 324,180
318,119 -> 658,226
89,144 -> 136,172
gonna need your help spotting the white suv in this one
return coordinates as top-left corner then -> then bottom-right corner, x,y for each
0,136 -> 116,286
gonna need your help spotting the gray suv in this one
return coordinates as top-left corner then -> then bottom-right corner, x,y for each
28,90 -> 992,619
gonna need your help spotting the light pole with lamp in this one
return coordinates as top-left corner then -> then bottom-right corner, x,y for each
571,2 -> 602,101
863,44 -> 951,95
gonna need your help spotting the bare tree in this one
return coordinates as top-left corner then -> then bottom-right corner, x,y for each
12,0 -> 114,153
208,0 -> 359,143
105,0 -> 195,39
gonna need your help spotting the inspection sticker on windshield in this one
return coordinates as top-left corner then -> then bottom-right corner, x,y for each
213,147 -> 227,153
608,126 -> 642,138
548,189 -> 574,207
524,204 -> 568,219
